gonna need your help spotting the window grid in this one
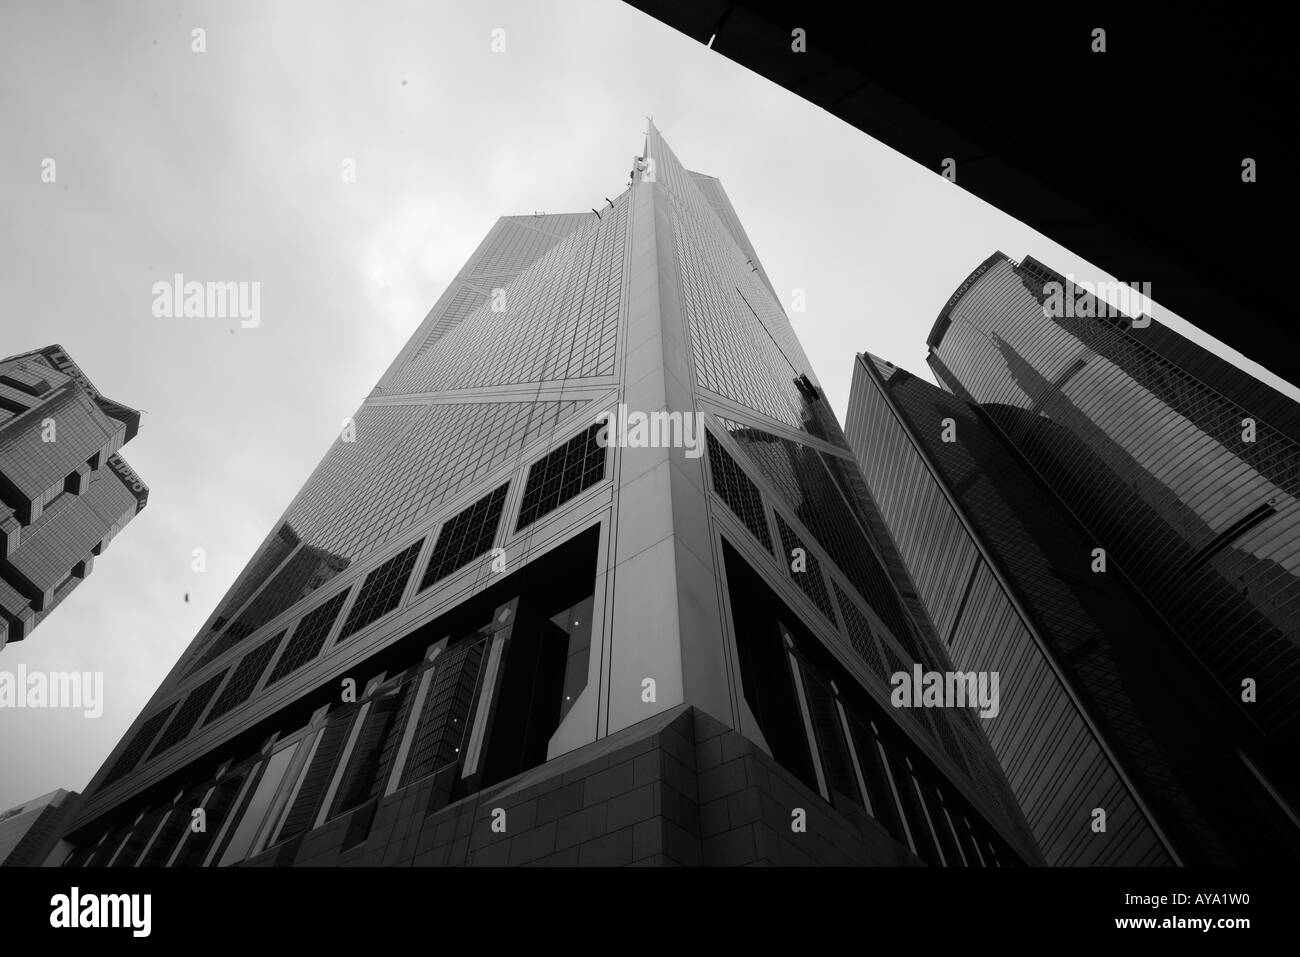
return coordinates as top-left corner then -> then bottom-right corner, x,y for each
705,430 -> 773,552
336,540 -> 425,642
724,420 -> 916,643
935,258 -> 1300,733
149,670 -> 228,757
419,483 -> 509,590
833,580 -> 886,683
101,703 -> 177,787
384,199 -> 626,396
774,513 -> 836,623
204,631 -> 286,725
515,425 -> 607,531
266,591 -> 350,685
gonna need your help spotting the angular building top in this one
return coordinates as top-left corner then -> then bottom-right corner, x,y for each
0,344 -> 148,647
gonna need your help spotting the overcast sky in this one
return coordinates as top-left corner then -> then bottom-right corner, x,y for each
1,0 -> 1293,812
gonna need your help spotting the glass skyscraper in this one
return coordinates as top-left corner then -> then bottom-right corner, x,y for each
928,254 -> 1300,746
845,251 -> 1300,865
53,128 -> 1039,868
847,351 -> 1300,864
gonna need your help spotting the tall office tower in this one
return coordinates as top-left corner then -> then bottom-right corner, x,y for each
924,252 -> 1300,851
56,126 -> 1037,869
0,345 -> 148,648
0,789 -> 82,866
847,353 -> 1300,865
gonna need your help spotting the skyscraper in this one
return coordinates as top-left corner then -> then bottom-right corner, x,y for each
927,255 -> 1300,746
55,127 -> 1037,868
919,252 -> 1300,855
0,345 -> 148,648
0,789 -> 82,867
847,351 -> 1300,864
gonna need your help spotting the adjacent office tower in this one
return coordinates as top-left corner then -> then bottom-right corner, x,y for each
846,251 -> 1300,864
0,789 -> 82,866
56,127 -> 1038,868
0,345 -> 148,648
848,352 -> 1300,865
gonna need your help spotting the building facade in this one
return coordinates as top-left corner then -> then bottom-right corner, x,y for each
55,128 -> 1038,868
847,352 -> 1300,865
0,345 -> 148,648
915,252 -> 1300,860
0,789 -> 81,866
928,255 -> 1300,743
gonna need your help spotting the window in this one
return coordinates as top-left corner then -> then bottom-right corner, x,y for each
723,541 -> 818,793
719,536 -> 1014,867
798,667 -> 860,808
217,744 -> 300,866
150,670 -> 228,757
515,424 -> 606,530
554,595 -> 594,724
336,540 -> 424,641
892,754 -> 942,866
330,681 -> 414,820
834,581 -> 886,681
400,638 -> 488,787
419,484 -> 508,590
204,631 -> 284,724
774,514 -> 836,622
110,806 -> 170,867
705,430 -> 773,552
845,714 -> 902,840
172,774 -> 248,867
137,807 -> 188,867
271,710 -> 356,846
102,703 -> 177,786
267,591 -> 350,684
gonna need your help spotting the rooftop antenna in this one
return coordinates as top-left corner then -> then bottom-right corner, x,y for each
591,208 -> 602,220
604,197 -> 614,209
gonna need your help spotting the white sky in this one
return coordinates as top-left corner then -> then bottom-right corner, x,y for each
1,0 -> 1293,811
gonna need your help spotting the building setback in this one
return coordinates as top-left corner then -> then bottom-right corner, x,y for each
56,127 -> 1038,868
0,345 -> 148,648
847,351 -> 1300,864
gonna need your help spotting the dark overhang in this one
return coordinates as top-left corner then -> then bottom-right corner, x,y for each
622,3 -> 1298,385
